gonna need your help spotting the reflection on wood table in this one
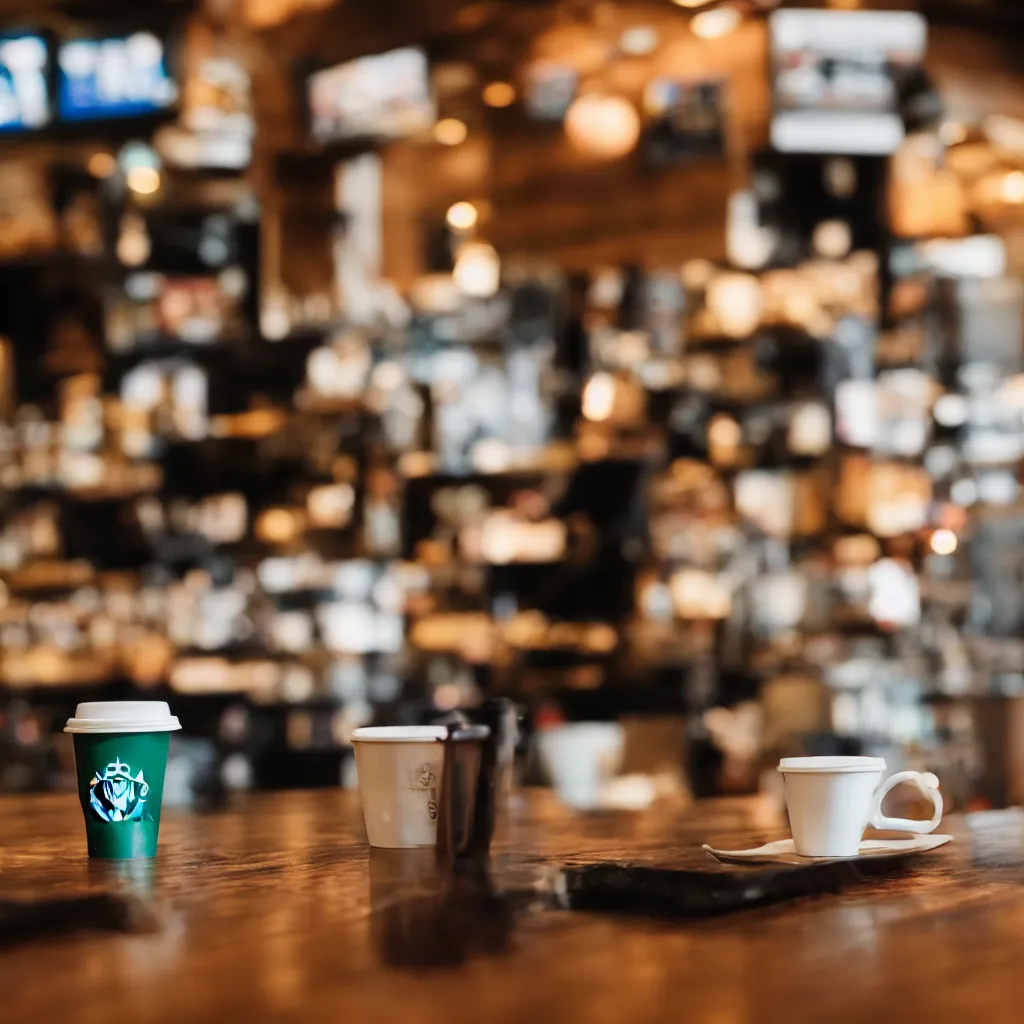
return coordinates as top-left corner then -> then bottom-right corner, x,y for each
1,790 -> 1023,1023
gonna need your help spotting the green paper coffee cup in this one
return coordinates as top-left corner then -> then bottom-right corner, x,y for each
65,701 -> 181,860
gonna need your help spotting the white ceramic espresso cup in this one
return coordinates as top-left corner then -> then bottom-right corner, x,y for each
351,725 -> 489,849
778,756 -> 943,858
536,723 -> 625,811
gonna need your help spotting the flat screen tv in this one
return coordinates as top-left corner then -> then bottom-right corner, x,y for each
307,46 -> 434,145
58,32 -> 177,122
769,9 -> 926,155
643,78 -> 726,167
0,33 -> 50,132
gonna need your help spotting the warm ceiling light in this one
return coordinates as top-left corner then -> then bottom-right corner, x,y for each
681,258 -> 715,289
834,534 -> 881,565
88,151 -> 117,178
483,81 -> 516,108
453,241 -> 501,298
1000,171 -> 1024,204
307,483 -> 355,528
691,5 -> 742,39
788,403 -> 832,456
672,0 -> 714,7
472,438 -> 511,474
409,273 -> 463,314
930,529 -> 958,556
434,118 -> 468,146
708,413 -> 742,449
565,93 -> 640,160
255,508 -> 302,545
116,218 -> 151,266
260,294 -> 291,341
706,272 -> 762,337
727,191 -> 776,269
939,122 -> 968,147
582,372 -> 616,422
619,25 -> 659,56
446,201 -> 478,231
126,165 -> 161,195
669,568 -> 732,620
812,219 -> 853,259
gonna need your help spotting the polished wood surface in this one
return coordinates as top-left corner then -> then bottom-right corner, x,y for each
2,790 -> 1023,1022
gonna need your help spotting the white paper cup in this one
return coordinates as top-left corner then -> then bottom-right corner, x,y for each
63,702 -> 180,860
351,726 -> 488,849
536,722 -> 625,811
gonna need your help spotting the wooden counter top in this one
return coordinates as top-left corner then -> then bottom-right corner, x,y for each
2,789 -> 1023,1023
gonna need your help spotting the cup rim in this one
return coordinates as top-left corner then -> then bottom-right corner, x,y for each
778,755 -> 886,774
538,722 -> 623,736
64,700 -> 181,735
351,725 -> 490,744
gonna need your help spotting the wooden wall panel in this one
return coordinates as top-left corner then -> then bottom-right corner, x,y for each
488,18 -> 769,269
249,6 -> 1024,285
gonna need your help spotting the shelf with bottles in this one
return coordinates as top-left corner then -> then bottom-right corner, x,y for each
0,250 -> 106,272
0,158 -> 108,269
0,536 -> 431,654
103,335 -> 248,373
103,299 -> 335,375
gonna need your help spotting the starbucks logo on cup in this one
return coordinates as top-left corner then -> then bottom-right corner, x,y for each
89,758 -> 151,822
409,763 -> 438,820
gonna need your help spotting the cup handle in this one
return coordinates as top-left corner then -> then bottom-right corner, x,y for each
869,772 -> 943,833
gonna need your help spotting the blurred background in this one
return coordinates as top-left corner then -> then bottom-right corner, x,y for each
0,0 -> 1022,814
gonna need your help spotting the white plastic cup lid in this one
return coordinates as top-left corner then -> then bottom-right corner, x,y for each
64,701 -> 182,735
351,725 -> 490,743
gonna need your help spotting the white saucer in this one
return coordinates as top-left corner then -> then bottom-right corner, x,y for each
702,833 -> 954,865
